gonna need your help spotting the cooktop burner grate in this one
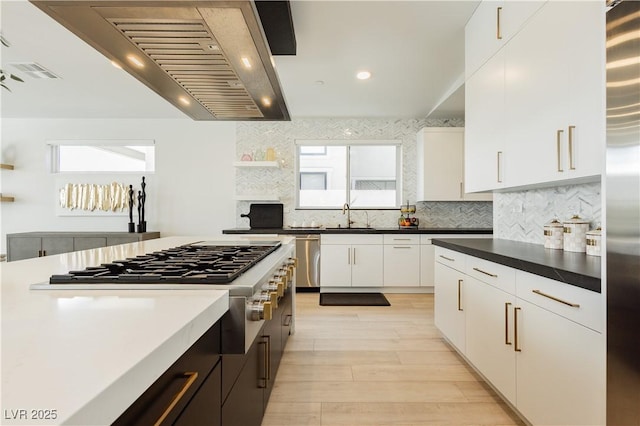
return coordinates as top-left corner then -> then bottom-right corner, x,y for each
49,243 -> 281,285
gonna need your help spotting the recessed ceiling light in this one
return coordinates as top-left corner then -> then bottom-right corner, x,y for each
356,71 -> 371,80
127,55 -> 144,68
315,80 -> 325,85
111,60 -> 122,69
261,97 -> 272,107
241,57 -> 252,69
178,96 -> 190,105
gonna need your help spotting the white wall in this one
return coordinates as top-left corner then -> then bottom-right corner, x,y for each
0,118 -> 236,253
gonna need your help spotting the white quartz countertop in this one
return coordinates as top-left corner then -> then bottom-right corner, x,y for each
0,236 -> 286,425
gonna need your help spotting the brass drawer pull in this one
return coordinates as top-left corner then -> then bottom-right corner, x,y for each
457,279 -> 463,311
505,302 -> 512,345
393,246 -> 412,249
439,255 -> 455,262
514,307 -> 522,352
153,372 -> 199,426
497,6 -> 503,39
568,125 -> 576,170
473,267 -> 498,278
532,289 -> 580,308
497,151 -> 503,183
557,129 -> 564,172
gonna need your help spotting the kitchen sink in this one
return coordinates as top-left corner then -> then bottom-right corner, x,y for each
324,227 -> 375,233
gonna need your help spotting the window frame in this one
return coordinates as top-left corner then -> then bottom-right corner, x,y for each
295,139 -> 402,209
47,139 -> 156,174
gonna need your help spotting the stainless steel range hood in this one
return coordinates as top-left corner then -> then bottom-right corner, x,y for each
31,1 -> 290,121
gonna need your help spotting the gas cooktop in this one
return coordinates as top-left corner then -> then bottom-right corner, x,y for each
48,242 -> 281,285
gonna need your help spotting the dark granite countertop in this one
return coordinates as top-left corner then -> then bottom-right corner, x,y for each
432,238 -> 601,293
222,227 -> 493,235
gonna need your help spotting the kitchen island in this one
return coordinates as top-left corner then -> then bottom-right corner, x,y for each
1,236 -> 289,425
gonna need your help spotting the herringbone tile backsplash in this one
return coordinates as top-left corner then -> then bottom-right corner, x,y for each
236,118 -> 493,229
493,182 -> 601,244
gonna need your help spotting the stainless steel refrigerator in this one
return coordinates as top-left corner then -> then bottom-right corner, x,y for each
606,1 -> 640,423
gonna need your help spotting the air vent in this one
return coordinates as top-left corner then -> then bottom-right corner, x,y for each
9,62 -> 60,79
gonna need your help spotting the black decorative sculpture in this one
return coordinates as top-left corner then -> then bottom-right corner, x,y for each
136,190 -> 143,233
128,184 -> 135,233
140,176 -> 146,232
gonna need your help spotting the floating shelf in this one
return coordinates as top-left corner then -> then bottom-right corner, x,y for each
234,194 -> 280,201
233,161 -> 279,168
0,163 -> 15,170
1,196 -> 15,202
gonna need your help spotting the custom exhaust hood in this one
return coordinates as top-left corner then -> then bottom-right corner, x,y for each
31,1 -> 291,121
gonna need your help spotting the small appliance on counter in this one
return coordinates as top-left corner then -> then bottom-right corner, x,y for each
544,219 -> 564,249
398,201 -> 419,228
563,215 -> 590,252
586,227 -> 602,257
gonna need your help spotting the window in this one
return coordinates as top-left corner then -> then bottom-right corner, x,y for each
296,140 -> 401,208
49,140 -> 155,173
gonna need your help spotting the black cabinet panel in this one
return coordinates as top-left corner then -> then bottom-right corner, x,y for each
174,359 -> 222,426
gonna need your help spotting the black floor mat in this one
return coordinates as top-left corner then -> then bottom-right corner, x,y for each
319,292 -> 390,306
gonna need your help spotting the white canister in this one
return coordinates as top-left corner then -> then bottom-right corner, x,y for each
586,227 -> 602,257
563,215 -> 590,252
544,219 -> 564,249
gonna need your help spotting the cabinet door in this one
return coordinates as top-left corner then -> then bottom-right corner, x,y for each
465,49 -> 506,192
383,245 -> 420,287
420,244 -> 435,287
351,244 -> 383,287
7,237 -> 42,261
320,245 -> 351,287
465,0 -> 504,78
41,237 -> 74,256
417,128 -> 465,201
174,360 -> 222,426
74,237 -> 107,251
434,263 -> 466,353
466,277 -> 516,404
515,298 -> 605,425
505,2 -> 569,188
221,336 -> 265,426
107,236 -> 139,246
565,1 -> 605,180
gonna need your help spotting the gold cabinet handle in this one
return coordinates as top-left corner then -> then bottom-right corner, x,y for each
457,279 -> 463,311
505,302 -> 512,345
557,130 -> 564,172
265,335 -> 271,381
514,307 -> 522,352
497,151 -> 503,183
459,182 -> 464,199
153,372 -> 199,426
353,247 -> 356,265
393,246 -> 412,249
283,314 -> 292,327
439,255 -> 454,262
472,267 -> 498,278
347,247 -> 351,265
497,6 -> 503,39
532,289 -> 580,308
258,339 -> 268,388
568,125 -> 576,170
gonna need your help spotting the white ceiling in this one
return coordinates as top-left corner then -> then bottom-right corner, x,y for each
0,0 -> 479,120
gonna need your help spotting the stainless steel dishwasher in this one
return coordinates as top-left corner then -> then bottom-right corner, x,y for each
295,235 -> 320,291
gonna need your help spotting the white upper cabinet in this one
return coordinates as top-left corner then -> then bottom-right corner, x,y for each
417,128 -> 492,200
465,0 -> 546,79
465,0 -> 605,191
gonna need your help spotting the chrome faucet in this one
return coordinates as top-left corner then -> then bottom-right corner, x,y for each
342,203 -> 354,228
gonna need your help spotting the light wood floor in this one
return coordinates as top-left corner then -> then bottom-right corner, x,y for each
262,293 -> 524,426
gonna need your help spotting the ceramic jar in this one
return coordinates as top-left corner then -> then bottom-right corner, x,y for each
563,215 -> 590,252
544,219 -> 564,249
586,227 -> 602,257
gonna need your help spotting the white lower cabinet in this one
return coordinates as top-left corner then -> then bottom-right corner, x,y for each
465,277 -> 517,404
435,248 -> 605,425
383,235 -> 420,287
434,255 -> 466,353
515,297 -> 605,426
320,234 -> 383,287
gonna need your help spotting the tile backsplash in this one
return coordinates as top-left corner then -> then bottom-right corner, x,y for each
235,118 -> 493,229
493,181 -> 601,244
